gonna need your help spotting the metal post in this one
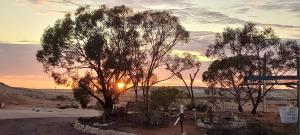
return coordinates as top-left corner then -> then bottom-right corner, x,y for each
180,113 -> 183,134
297,56 -> 300,135
263,54 -> 267,112
180,104 -> 184,134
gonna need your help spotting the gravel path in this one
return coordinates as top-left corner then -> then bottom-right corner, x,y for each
0,117 -> 92,135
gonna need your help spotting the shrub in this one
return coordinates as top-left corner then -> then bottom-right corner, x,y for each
149,87 -> 180,111
95,101 -> 103,110
138,87 -> 180,125
196,103 -> 208,112
70,103 -> 79,109
55,95 -> 67,101
73,86 -> 90,108
58,105 -> 69,109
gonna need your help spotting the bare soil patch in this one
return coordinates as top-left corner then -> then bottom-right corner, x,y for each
0,117 -> 92,135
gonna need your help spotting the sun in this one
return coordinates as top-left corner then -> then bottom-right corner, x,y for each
117,82 -> 125,91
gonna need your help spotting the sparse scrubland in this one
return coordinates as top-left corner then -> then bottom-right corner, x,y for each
0,2 -> 299,135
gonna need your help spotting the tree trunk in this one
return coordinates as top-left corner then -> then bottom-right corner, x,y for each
238,103 -> 243,112
251,99 -> 260,114
190,89 -> 195,108
144,86 -> 151,123
134,85 -> 138,102
251,86 -> 262,115
142,88 -> 146,102
236,97 -> 243,112
102,94 -> 114,121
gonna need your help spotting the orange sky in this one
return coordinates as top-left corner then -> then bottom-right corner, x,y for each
0,0 -> 300,89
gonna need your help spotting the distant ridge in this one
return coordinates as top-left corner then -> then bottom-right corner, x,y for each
0,82 -> 9,87
0,82 -> 71,91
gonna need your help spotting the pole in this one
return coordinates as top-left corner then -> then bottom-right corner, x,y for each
180,104 -> 184,134
297,55 -> 300,135
263,54 -> 267,112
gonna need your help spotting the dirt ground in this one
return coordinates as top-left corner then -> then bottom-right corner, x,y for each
0,83 -> 297,135
79,111 -> 297,135
0,117 -> 93,135
119,120 -> 204,135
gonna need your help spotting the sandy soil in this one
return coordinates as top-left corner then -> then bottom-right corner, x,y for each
120,120 -> 204,135
0,117 -> 93,135
0,82 -> 297,135
0,107 -> 100,119
0,83 -> 101,135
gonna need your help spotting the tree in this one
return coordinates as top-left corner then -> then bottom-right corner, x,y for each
36,5 -> 189,118
73,78 -> 91,108
165,52 -> 201,107
36,5 -> 144,114
136,11 -> 189,116
203,55 -> 255,112
128,51 -> 146,102
205,22 -> 295,114
277,40 -> 299,71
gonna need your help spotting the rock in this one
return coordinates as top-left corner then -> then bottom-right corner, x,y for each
233,115 -> 239,121
181,131 -> 187,135
0,103 -> 5,108
73,121 -> 136,135
197,120 -> 212,128
231,119 -> 247,128
93,122 -> 113,127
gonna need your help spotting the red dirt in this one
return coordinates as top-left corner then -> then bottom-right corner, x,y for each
119,119 -> 204,135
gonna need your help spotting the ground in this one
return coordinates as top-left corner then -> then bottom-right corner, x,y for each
0,83 -> 298,135
0,83 -> 99,135
0,117 -> 93,135
119,120 -> 204,135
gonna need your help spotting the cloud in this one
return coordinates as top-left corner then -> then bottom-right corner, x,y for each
235,7 -> 250,14
27,0 -> 44,4
254,0 -> 300,17
170,8 -> 246,24
260,0 -> 300,11
26,0 -> 82,5
174,31 -> 215,54
17,40 -> 40,44
258,23 -> 300,29
0,40 -> 40,45
170,7 -> 300,30
172,49 -> 214,62
38,9 -> 74,15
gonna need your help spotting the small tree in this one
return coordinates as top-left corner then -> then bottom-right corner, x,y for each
205,22 -> 297,114
203,55 -> 255,112
136,11 -> 189,118
165,52 -> 201,107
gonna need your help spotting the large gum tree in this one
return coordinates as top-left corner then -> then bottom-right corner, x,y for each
36,5 -> 189,116
37,5 -> 144,112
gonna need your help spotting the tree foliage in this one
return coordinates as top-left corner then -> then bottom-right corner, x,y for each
204,22 -> 297,113
134,10 -> 189,115
149,87 -> 180,111
165,52 -> 201,107
37,5 -> 144,111
73,79 -> 91,108
36,5 -> 189,113
203,55 -> 255,111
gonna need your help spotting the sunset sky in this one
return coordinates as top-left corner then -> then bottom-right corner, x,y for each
0,0 -> 300,89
